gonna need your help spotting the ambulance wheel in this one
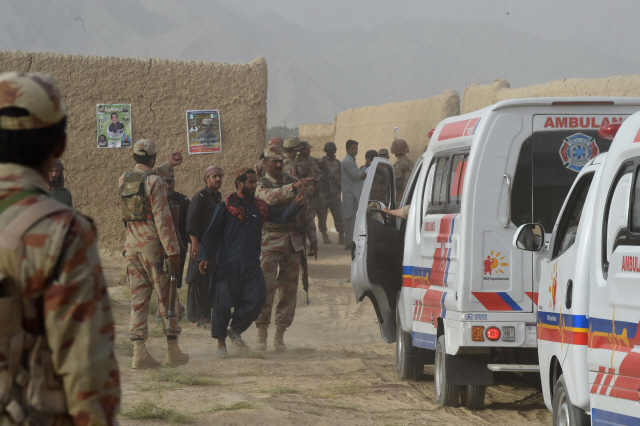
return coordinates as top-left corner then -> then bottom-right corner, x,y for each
460,384 -> 486,410
435,335 -> 460,406
552,375 -> 589,426
396,304 -> 423,381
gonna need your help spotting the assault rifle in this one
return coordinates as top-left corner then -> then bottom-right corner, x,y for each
299,188 -> 310,305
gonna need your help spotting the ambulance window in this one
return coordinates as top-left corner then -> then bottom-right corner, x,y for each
605,172 -> 631,261
552,173 -> 593,259
632,169 -> 640,231
448,155 -> 467,205
422,163 -> 435,219
511,131 -> 611,231
431,157 -> 450,207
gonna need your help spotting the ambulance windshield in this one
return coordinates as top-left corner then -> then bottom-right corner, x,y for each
511,130 -> 611,233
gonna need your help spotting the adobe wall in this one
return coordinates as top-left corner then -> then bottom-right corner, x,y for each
332,90 -> 460,164
298,123 -> 335,158
461,79 -> 510,114
461,75 -> 640,113
0,50 -> 268,250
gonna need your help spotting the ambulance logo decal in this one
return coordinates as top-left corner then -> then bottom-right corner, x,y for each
549,262 -> 558,310
559,132 -> 599,173
483,251 -> 508,276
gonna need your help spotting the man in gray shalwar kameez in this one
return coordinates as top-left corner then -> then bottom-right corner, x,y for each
341,139 -> 366,250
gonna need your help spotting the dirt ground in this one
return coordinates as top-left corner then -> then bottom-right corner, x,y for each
103,227 -> 552,426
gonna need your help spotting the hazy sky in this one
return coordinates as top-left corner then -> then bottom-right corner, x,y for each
4,0 -> 640,126
214,0 -> 640,56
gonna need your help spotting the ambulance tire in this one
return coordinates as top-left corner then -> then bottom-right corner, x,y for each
460,384 -> 486,410
552,375 -> 589,426
396,304 -> 424,381
435,335 -> 460,406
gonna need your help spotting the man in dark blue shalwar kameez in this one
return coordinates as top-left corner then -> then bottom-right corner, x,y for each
198,167 -> 310,357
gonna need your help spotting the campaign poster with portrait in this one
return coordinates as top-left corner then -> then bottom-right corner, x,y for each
96,104 -> 132,148
186,110 -> 222,154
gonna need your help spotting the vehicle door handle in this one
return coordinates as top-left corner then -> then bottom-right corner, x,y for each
565,279 -> 573,310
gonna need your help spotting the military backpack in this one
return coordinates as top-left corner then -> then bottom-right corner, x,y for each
119,170 -> 155,221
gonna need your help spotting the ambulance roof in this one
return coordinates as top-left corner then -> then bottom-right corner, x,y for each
425,97 -> 640,156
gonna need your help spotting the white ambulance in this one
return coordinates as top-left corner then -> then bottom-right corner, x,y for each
351,97 -> 640,409
514,112 -> 640,425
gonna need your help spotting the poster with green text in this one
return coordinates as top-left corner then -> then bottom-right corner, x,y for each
96,104 -> 132,148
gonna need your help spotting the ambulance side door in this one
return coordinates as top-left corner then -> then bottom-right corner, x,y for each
539,172 -> 594,365
591,160 -> 640,400
351,159 -> 399,322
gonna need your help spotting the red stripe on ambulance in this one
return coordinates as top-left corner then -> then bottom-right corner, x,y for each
438,118 -> 480,141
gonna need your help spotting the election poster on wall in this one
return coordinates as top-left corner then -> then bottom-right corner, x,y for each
186,110 -> 222,154
96,104 -> 132,148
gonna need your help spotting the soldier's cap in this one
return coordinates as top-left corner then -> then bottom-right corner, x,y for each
283,136 -> 301,150
0,71 -> 67,130
133,139 -> 158,156
300,141 -> 313,150
379,148 -> 389,155
263,145 -> 285,160
202,118 -> 214,126
267,137 -> 283,148
164,175 -> 175,182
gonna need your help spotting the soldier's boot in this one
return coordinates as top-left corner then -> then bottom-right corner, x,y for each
256,324 -> 268,351
165,338 -> 189,367
322,232 -> 332,244
274,326 -> 287,352
338,232 -> 345,245
132,340 -> 162,369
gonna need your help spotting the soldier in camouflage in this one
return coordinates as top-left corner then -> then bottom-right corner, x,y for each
378,148 -> 390,160
317,141 -> 345,245
294,141 -> 320,218
282,136 -> 301,178
391,139 -> 414,207
0,72 -> 120,425
254,137 -> 283,177
255,146 -> 317,351
119,139 -> 189,369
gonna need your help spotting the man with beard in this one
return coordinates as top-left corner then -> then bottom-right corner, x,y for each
255,137 -> 283,177
255,147 -> 318,351
47,158 -> 73,207
198,167 -> 308,357
185,166 -> 223,327
196,118 -> 218,146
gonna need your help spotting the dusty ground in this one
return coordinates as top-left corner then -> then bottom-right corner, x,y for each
103,228 -> 552,426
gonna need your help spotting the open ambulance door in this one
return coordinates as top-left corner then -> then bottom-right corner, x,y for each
352,158 -> 402,343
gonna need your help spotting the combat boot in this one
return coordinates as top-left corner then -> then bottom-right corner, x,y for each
338,232 -> 345,245
132,340 -> 161,369
274,326 -> 287,352
256,324 -> 268,351
322,232 -> 332,244
165,338 -> 189,367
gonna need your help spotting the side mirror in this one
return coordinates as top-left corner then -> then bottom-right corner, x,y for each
512,223 -> 545,251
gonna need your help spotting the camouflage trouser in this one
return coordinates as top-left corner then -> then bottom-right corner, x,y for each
255,240 -> 301,328
127,251 -> 182,340
317,192 -> 344,233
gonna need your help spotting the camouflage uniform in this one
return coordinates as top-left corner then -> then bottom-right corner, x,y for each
394,154 -> 414,206
282,137 -> 301,178
255,172 -> 318,329
294,152 -> 320,217
0,72 -> 119,425
317,156 -> 344,235
119,142 -> 182,341
371,165 -> 391,205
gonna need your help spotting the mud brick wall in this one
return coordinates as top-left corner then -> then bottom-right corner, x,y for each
0,50 -> 268,250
